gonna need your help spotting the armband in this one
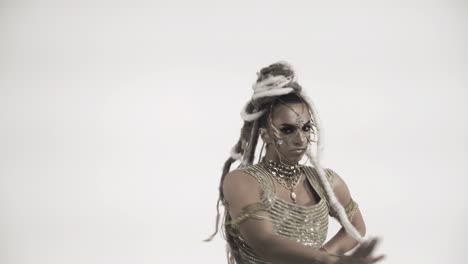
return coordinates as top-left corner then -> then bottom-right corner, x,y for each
329,198 -> 359,222
225,202 -> 269,237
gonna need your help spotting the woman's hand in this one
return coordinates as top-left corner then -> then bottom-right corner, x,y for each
334,238 -> 385,264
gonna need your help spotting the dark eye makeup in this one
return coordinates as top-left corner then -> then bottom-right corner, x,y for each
280,125 -> 296,134
279,123 -> 313,135
302,125 -> 312,132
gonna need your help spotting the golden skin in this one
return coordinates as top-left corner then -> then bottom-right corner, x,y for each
222,102 -> 384,264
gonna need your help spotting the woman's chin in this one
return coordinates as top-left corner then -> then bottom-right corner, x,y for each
282,154 -> 304,164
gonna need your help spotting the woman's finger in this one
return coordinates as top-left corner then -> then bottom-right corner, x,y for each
368,254 -> 385,263
352,241 -> 367,256
357,238 -> 381,258
360,238 -> 379,257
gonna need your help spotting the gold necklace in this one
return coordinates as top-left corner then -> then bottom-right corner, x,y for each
262,159 -> 302,203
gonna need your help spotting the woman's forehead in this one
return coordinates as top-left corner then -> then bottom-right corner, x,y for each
271,103 -> 311,124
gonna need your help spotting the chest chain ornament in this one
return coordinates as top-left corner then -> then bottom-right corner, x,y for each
263,160 -> 302,203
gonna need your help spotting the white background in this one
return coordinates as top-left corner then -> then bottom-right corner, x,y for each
1,0 -> 467,263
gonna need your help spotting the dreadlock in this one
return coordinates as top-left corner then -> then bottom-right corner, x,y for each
205,61 -> 364,255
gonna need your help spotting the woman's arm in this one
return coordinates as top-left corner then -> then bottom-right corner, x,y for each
223,170 -> 382,264
321,173 -> 366,255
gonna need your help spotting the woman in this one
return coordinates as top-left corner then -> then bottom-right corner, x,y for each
207,62 -> 384,264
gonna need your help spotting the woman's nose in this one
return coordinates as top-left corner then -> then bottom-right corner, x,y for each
293,131 -> 307,146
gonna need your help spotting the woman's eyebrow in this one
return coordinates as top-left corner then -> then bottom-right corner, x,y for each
279,123 -> 296,127
279,120 -> 312,127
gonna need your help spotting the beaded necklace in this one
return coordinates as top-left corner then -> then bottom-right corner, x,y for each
262,159 -> 302,203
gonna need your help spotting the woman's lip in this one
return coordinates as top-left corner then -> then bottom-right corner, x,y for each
291,148 -> 306,152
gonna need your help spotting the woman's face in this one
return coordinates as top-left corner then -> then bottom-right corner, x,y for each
263,102 -> 314,164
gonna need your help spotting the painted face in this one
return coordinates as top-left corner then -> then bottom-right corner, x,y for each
266,102 -> 316,164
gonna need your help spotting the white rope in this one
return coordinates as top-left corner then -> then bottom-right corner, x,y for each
252,75 -> 293,93
230,146 -> 242,160
240,102 -> 267,122
240,62 -> 297,122
301,90 -> 364,243
300,91 -> 324,159
251,87 -> 295,101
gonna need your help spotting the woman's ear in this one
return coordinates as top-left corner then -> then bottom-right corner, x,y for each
259,127 -> 272,144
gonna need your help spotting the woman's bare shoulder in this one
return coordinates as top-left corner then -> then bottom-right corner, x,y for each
222,168 -> 263,217
223,168 -> 261,196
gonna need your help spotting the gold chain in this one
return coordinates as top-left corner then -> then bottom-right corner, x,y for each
262,160 -> 302,190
